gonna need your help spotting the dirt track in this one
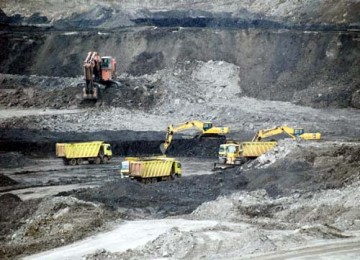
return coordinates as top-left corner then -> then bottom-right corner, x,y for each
1,141 -> 360,259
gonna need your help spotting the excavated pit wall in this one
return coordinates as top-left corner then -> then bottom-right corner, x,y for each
1,26 -> 359,108
0,129 -> 229,157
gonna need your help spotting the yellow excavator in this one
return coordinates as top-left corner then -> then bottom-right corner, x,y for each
214,126 -> 321,169
251,126 -> 321,141
160,120 -> 229,154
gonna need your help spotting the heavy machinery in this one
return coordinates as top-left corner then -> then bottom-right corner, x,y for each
252,126 -> 321,141
214,126 -> 321,169
56,141 -> 112,166
121,157 -> 182,183
82,51 -> 118,100
215,141 -> 277,169
160,120 -> 229,154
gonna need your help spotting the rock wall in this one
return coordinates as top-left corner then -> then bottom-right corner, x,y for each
3,0 -> 360,25
1,27 -> 359,108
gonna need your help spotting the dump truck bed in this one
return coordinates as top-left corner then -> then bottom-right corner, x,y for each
241,141 -> 277,157
130,160 -> 176,179
56,141 -> 103,159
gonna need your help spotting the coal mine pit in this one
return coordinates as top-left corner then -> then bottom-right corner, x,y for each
1,1 -> 360,259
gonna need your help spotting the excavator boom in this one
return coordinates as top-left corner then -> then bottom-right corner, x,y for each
82,51 -> 117,100
160,120 -> 229,154
252,126 -> 321,141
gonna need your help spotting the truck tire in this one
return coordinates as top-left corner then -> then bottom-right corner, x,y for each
69,158 -> 77,166
235,160 -> 242,165
95,157 -> 101,164
63,158 -> 68,165
77,158 -> 83,165
171,173 -> 175,180
102,156 -> 109,164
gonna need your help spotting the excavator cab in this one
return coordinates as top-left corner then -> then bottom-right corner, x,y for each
101,57 -> 111,68
100,56 -> 116,82
82,52 -> 117,100
293,128 -> 304,136
203,122 -> 213,131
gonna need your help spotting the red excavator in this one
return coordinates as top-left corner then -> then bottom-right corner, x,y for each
83,51 -> 119,100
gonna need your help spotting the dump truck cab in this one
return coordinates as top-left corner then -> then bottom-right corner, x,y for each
217,141 -> 277,168
102,143 -> 113,157
120,157 -> 140,175
218,143 -> 240,164
120,161 -> 130,175
172,160 -> 182,175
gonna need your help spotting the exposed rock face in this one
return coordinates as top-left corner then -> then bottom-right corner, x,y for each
0,9 -> 8,24
1,28 -> 359,108
1,1 -> 359,109
3,0 -> 360,26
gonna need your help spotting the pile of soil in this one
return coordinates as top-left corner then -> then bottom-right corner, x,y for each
0,87 -> 81,109
244,142 -> 360,196
67,142 -> 360,219
0,174 -> 18,186
0,152 -> 34,169
64,171 -> 248,218
0,194 -> 38,244
0,196 -> 118,259
0,75 -> 162,110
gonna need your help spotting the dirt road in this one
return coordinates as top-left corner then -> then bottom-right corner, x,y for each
0,157 -> 214,199
24,218 -> 360,260
243,240 -> 360,260
24,219 -> 221,260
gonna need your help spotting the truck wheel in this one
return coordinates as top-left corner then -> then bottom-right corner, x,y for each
102,156 -> 109,164
63,158 -> 68,165
95,157 -> 101,164
77,158 -> 83,165
69,158 -> 77,166
235,160 -> 242,165
89,160 -> 94,164
171,173 -> 175,180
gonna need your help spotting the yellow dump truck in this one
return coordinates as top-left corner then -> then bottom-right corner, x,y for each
121,157 -> 182,183
120,157 -> 140,175
214,141 -> 277,169
56,141 -> 112,166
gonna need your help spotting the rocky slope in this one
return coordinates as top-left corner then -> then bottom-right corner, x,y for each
3,0 -> 360,27
1,28 -> 359,109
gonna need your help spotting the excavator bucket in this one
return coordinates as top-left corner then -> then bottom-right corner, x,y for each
160,143 -> 166,155
82,86 -> 98,100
